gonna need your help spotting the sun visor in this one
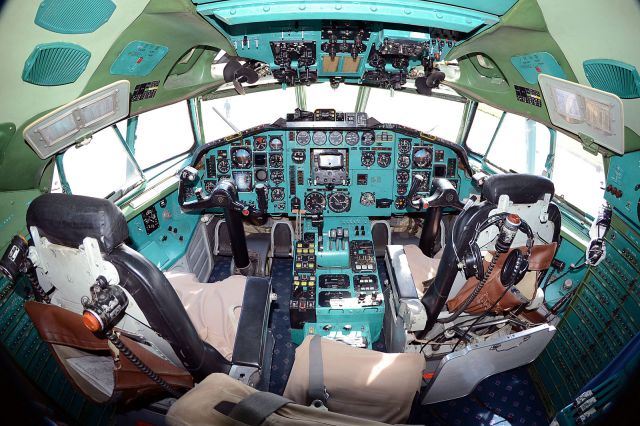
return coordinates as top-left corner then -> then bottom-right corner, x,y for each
24,80 -> 130,159
538,74 -> 624,154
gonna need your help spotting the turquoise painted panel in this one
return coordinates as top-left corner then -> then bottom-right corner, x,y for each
584,59 -> 640,99
22,43 -> 91,86
510,52 -> 566,85
35,0 -> 115,34
195,0 -> 498,33
110,41 -> 169,77
605,151 -> 640,229
127,190 -> 200,270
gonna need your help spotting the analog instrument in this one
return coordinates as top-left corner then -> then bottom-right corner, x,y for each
296,131 -> 311,146
217,158 -> 230,174
254,136 -> 267,151
327,192 -> 351,213
377,152 -> 391,168
398,138 -> 411,154
396,184 -> 408,195
394,196 -> 407,209
413,148 -> 432,168
360,192 -> 376,207
345,131 -> 359,146
231,148 -> 252,168
313,131 -> 327,145
397,155 -> 410,169
396,170 -> 409,183
271,187 -> 285,201
203,180 -> 216,194
270,169 -> 284,184
361,151 -> 375,167
304,191 -> 326,214
361,130 -> 375,146
255,169 -> 268,182
292,150 -> 306,163
269,153 -> 283,168
269,137 -> 283,151
329,131 -> 343,146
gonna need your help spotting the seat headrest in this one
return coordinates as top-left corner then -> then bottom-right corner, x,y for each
26,193 -> 128,254
481,174 -> 554,205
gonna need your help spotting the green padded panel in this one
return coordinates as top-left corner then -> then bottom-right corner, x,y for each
34,0 -> 116,34
22,43 -> 91,86
584,59 -> 640,99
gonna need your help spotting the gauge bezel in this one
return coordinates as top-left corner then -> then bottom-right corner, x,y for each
345,131 -> 359,146
304,191 -> 326,214
377,152 -> 391,168
361,151 -> 375,167
327,192 -> 351,213
296,131 -> 311,146
312,131 -> 327,145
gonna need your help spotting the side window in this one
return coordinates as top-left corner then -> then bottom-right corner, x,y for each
61,124 -> 142,198
485,113 -> 551,176
133,101 -> 194,170
466,103 -> 503,155
551,132 -> 605,217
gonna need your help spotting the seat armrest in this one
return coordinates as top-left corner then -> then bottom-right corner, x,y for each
386,245 -> 419,300
232,277 -> 272,368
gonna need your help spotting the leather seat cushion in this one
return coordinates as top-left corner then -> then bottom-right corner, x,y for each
404,244 -> 442,298
166,273 -> 246,361
284,336 -> 426,424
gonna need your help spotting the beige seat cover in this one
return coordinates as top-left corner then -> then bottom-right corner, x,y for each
403,244 -> 441,298
166,273 -> 246,361
167,373 -> 387,426
284,336 -> 426,424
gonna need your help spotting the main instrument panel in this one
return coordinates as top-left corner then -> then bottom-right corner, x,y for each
182,111 -> 473,216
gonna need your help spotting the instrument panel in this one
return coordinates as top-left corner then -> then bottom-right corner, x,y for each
183,114 -> 472,216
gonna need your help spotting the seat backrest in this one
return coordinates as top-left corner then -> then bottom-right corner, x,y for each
421,174 -> 561,334
26,193 -> 232,380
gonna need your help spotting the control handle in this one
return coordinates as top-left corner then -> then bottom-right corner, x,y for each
410,178 -> 464,210
255,184 -> 268,213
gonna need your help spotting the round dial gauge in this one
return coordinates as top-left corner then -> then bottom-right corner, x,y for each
398,139 -> 411,154
396,184 -> 408,195
232,148 -> 252,168
271,187 -> 285,201
361,131 -> 375,146
345,131 -> 359,146
270,169 -> 284,184
304,191 -> 326,214
395,196 -> 407,210
254,136 -> 267,151
396,170 -> 410,184
217,158 -> 230,174
296,131 -> 311,146
269,137 -> 283,151
329,131 -> 343,146
361,151 -> 375,167
360,192 -> 376,207
255,169 -> 268,182
328,192 -> 351,213
397,155 -> 410,169
377,152 -> 391,168
269,153 -> 283,168
413,148 -> 432,168
313,131 -> 327,145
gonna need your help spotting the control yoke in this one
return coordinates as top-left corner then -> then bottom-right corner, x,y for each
410,178 -> 464,211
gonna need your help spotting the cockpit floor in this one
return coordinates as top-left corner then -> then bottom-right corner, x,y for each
209,256 -> 548,425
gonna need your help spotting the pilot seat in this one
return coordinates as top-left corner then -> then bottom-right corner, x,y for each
23,193 -> 274,403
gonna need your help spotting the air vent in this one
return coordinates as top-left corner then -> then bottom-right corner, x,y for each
583,59 -> 640,99
22,43 -> 91,86
35,0 -> 115,34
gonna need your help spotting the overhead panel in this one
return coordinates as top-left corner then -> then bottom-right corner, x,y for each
22,42 -> 91,86
110,41 -> 169,77
34,0 -> 116,34
510,52 -> 566,84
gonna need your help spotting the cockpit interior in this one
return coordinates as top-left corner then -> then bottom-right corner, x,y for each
0,1 -> 639,425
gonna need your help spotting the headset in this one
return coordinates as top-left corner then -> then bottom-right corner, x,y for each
460,212 -> 535,287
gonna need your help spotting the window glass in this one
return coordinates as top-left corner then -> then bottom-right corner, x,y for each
304,83 -> 359,113
134,101 -> 194,170
552,132 -> 605,217
365,87 -> 465,141
466,103 -> 503,154
201,88 -> 297,142
486,114 -> 551,175
61,125 -> 142,198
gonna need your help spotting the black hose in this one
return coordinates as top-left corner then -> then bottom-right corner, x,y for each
24,263 -> 50,303
437,252 -> 501,323
105,330 -> 182,399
